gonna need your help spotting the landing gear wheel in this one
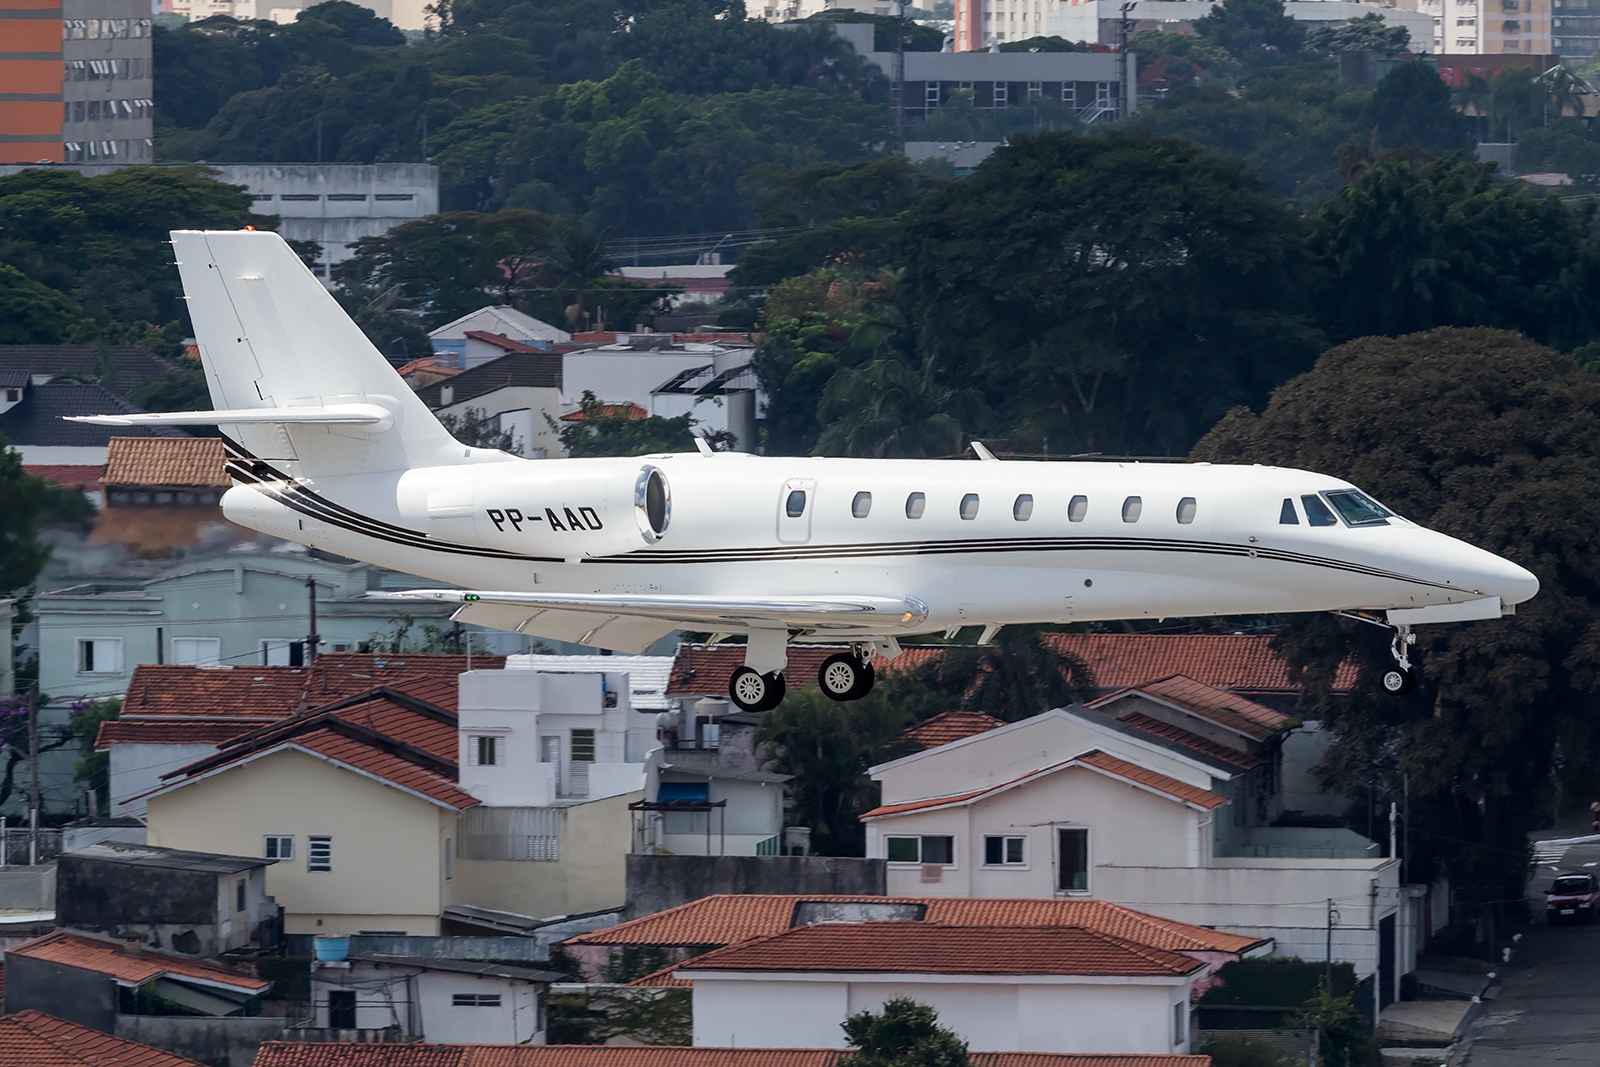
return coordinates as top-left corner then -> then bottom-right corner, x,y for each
729,666 -> 787,713
1381,667 -> 1415,696
818,653 -> 875,702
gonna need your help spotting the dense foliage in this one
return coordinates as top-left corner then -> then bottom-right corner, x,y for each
1193,327 -> 1600,942
842,998 -> 970,1067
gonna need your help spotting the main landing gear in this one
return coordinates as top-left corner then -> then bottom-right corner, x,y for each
725,646 -> 879,713
1381,624 -> 1417,696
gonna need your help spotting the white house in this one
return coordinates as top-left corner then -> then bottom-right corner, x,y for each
679,921 -> 1203,1054
413,352 -> 565,460
429,308 -> 571,367
561,337 -> 761,452
862,706 -> 1415,1013
311,953 -> 565,1043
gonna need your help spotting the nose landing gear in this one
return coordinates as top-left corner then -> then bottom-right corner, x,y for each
1381,625 -> 1416,696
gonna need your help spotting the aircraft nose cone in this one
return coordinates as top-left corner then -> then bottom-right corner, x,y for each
1495,558 -> 1540,606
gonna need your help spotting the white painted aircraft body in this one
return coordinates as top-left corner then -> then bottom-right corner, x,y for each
74,231 -> 1539,707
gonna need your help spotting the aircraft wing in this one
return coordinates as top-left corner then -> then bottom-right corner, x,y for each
371,590 -> 930,653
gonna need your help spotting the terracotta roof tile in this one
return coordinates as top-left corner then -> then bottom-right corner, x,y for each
1116,713 -> 1263,772
463,331 -> 544,355
23,464 -> 104,490
858,750 -> 1226,818
103,437 -> 229,489
291,729 -> 475,808
1044,634 -> 1354,694
667,645 -> 942,697
679,924 -> 1205,977
624,961 -> 692,987
558,402 -> 648,421
894,710 -> 1005,750
0,1011 -> 206,1067
6,933 -> 271,994
95,721 -> 254,749
252,1047 -> 1208,1067
1092,676 -> 1288,741
571,894 -> 1261,955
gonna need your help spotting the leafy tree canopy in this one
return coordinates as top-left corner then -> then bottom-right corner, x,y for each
0,265 -> 81,345
1305,11 -> 1408,55
842,998 -> 970,1067
1368,60 -> 1471,155
1192,327 -> 1600,939
1193,0 -> 1307,67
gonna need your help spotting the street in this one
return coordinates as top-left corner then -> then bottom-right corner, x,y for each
1457,838 -> 1600,1065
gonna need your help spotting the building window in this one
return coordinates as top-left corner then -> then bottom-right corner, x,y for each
469,735 -> 499,767
236,879 -> 246,912
327,990 -> 356,1029
984,835 -> 1027,866
308,835 -> 332,872
1057,827 -> 1089,893
886,835 -> 954,865
570,728 -> 596,762
77,637 -> 123,675
452,993 -> 503,1007
172,636 -> 221,666
374,193 -> 416,201
264,835 -> 293,859
261,639 -> 305,666
326,193 -> 368,201
1174,1001 -> 1187,1047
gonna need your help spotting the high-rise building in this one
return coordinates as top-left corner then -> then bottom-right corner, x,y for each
0,0 -> 153,165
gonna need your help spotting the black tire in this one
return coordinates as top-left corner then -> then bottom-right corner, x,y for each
756,670 -> 786,712
1382,667 -> 1415,695
819,653 -> 865,702
729,666 -> 770,713
853,662 -> 876,701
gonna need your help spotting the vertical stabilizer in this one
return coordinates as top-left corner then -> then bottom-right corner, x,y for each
173,229 -> 462,478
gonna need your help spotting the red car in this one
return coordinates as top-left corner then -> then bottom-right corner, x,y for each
1546,873 -> 1600,924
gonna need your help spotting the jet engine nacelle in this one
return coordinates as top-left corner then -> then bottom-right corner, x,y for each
404,461 -> 670,558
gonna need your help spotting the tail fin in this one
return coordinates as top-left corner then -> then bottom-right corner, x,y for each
171,229 -> 462,478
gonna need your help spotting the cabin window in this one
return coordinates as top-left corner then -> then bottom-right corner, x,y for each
785,489 -> 807,518
1176,497 -> 1197,524
1301,494 -> 1338,527
1121,496 -> 1142,523
1013,494 -> 1033,521
1068,495 -> 1088,522
960,493 -> 980,520
852,491 -> 872,518
1324,489 -> 1392,526
905,492 -> 926,519
1279,498 -> 1299,524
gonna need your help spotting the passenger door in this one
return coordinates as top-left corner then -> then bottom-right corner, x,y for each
777,478 -> 815,544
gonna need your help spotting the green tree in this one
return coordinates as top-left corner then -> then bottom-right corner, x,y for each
1192,327 -> 1600,947
0,265 -> 81,345
1368,61 -> 1471,155
842,998 -> 970,1067
69,698 -> 121,816
1512,116 -> 1600,184
551,390 -> 709,457
439,407 -> 519,451
900,130 -> 1324,457
757,685 -> 911,856
880,627 -> 1095,723
1310,154 -> 1600,350
1194,0 -> 1306,66
1305,12 -> 1409,55
298,0 -> 406,46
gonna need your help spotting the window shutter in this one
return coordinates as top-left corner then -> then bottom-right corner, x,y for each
467,738 -> 479,767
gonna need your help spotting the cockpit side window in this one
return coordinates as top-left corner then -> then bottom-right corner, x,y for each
1279,498 -> 1299,525
1301,495 -> 1338,527
1323,489 -> 1392,526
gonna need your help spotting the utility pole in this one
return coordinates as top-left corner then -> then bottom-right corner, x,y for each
1403,772 -> 1411,883
1324,897 -> 1338,991
1389,801 -> 1398,861
1117,2 -> 1135,120
893,0 -> 907,143
27,686 -> 39,866
305,576 -> 320,668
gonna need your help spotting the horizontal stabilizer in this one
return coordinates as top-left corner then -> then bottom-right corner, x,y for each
371,589 -> 930,648
63,404 -> 393,428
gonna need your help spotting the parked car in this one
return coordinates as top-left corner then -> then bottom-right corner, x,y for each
1545,873 -> 1600,924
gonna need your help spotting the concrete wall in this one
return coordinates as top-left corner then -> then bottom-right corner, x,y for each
3,952 -> 116,1031
147,747 -> 451,936
0,863 -> 55,910
1279,721 -> 1346,818
624,854 -> 885,919
435,386 -> 563,461
691,975 -> 1191,1053
416,970 -> 542,1044
114,1015 -> 288,1067
451,791 -> 638,917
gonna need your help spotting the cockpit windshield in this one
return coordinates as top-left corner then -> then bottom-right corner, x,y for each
1323,490 -> 1392,527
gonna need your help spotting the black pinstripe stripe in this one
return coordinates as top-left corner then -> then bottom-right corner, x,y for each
217,438 -> 1462,592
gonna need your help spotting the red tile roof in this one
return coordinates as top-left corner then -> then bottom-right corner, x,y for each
667,644 -> 943,697
1116,713 -> 1262,772
574,894 -> 1261,955
7,932 -> 271,994
103,437 -> 229,489
464,331 -> 545,355
24,464 -> 104,490
1090,675 -> 1289,742
859,749 -> 1225,818
96,721 -> 255,748
1045,634 -> 1353,694
0,1010 -> 206,1067
287,729 -> 476,809
679,923 -> 1205,977
895,710 -> 1005,750
558,402 -> 648,422
254,1048 -> 1209,1067
625,961 -> 691,987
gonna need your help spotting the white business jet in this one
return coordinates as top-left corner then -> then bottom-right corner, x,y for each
71,231 -> 1539,711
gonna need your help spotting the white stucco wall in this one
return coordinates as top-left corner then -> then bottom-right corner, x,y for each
416,971 -> 542,1044
691,974 -> 1192,1053
110,742 -> 220,817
